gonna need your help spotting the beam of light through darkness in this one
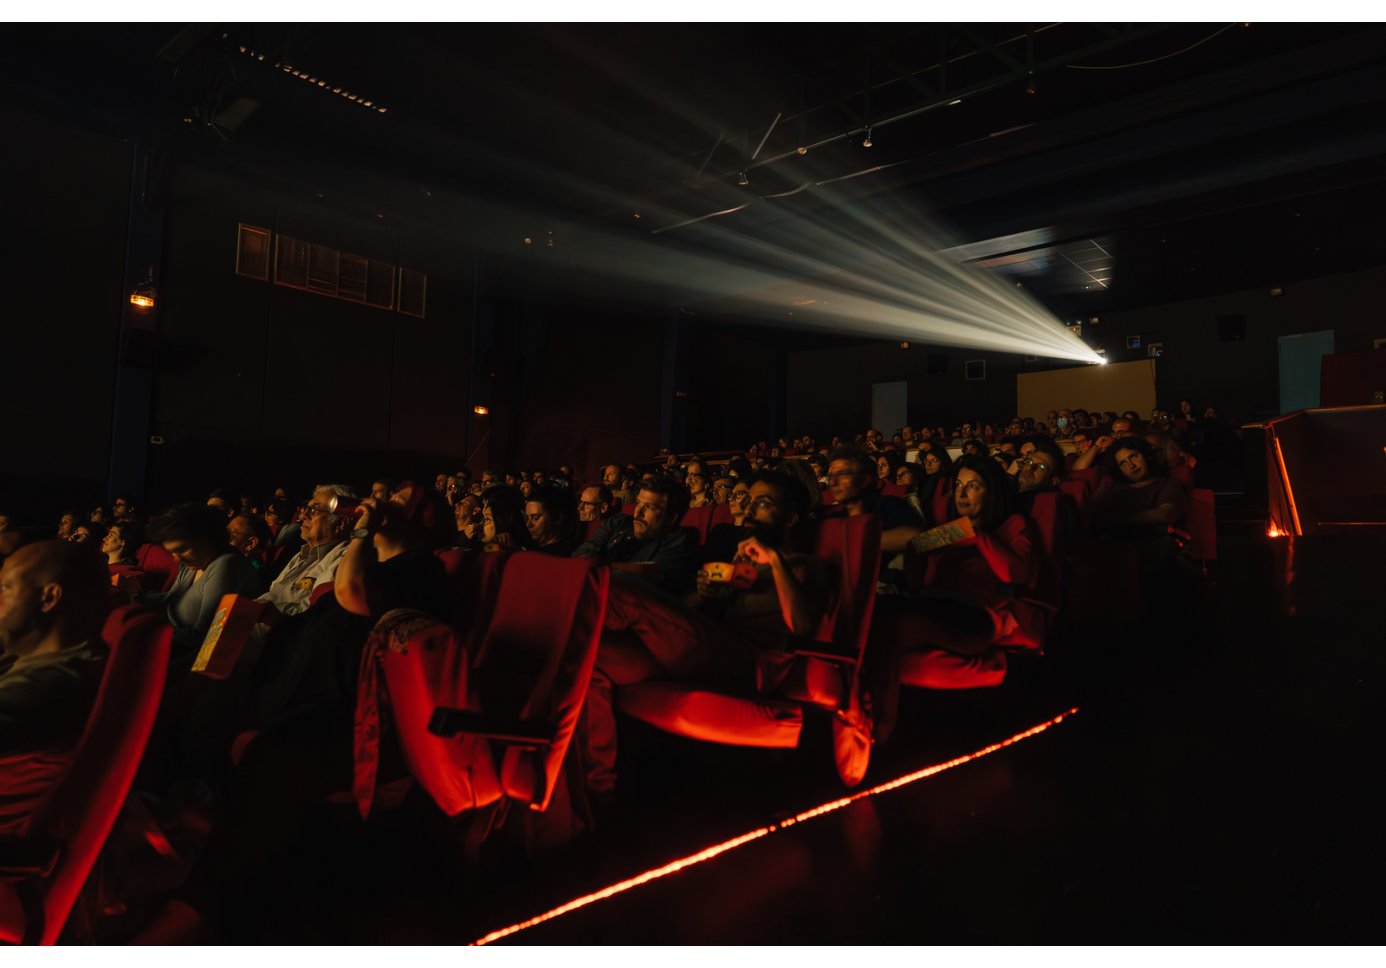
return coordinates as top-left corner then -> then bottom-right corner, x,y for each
471,706 -> 1081,945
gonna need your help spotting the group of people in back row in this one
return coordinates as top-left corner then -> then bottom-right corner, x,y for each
0,401 -> 1216,941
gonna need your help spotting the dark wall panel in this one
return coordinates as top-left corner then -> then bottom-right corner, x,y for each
507,303 -> 664,479
142,163 -> 476,505
1,105 -> 129,518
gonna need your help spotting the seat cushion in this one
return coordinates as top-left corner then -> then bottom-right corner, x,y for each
0,880 -> 25,943
899,648 -> 1007,690
617,682 -> 803,748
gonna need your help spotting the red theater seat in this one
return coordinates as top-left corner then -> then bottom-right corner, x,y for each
135,543 -> 178,592
681,505 -> 716,544
930,477 -> 954,526
880,483 -> 908,498
1182,488 -> 1218,572
708,502 -> 733,529
898,648 -> 1007,690
422,553 -> 610,813
1058,478 -> 1092,512
0,606 -> 172,945
616,515 -> 882,786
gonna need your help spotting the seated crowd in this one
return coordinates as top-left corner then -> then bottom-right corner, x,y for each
0,400 -> 1226,942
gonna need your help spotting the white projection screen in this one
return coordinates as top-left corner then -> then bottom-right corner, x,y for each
1016,359 -> 1157,422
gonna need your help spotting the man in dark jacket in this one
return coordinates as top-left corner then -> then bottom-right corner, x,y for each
573,474 -> 696,595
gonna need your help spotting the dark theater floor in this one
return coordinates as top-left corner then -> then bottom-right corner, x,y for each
112,506 -> 1380,945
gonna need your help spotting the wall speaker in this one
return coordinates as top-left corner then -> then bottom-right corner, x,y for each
964,359 -> 986,381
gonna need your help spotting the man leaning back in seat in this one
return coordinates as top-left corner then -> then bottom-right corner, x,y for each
580,471 -> 832,796
0,540 -> 110,832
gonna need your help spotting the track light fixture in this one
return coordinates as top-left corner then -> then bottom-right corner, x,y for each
738,171 -> 749,187
862,127 -> 873,148
238,44 -> 389,114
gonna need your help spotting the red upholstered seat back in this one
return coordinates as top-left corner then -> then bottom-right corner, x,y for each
15,606 -> 171,945
1170,462 -> 1195,489
930,477 -> 954,526
379,623 -> 503,818
681,504 -> 716,544
810,515 -> 882,660
434,547 -> 510,641
621,503 -> 636,517
1068,466 -> 1102,490
1184,488 -> 1217,561
135,543 -> 178,592
1058,478 -> 1092,510
880,482 -> 908,498
709,502 -> 733,529
474,553 -> 609,811
1026,491 -> 1078,608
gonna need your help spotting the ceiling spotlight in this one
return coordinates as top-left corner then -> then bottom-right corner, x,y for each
796,146 -> 808,155
737,171 -> 749,187
948,98 -> 963,106
523,237 -> 533,245
1025,73 -> 1037,95
862,127 -> 873,148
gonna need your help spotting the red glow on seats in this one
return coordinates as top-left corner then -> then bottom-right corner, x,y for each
470,706 -> 1080,945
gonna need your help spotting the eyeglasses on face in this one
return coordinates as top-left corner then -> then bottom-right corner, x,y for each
300,504 -> 332,517
954,481 -> 985,494
577,500 -> 603,509
749,496 -> 781,511
1017,458 -> 1050,471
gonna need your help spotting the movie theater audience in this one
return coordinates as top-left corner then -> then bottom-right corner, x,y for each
5,396 -> 1233,941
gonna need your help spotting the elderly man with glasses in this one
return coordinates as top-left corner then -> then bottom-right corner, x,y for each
256,484 -> 356,621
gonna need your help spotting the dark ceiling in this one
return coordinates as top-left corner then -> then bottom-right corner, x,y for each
8,22 -> 1386,327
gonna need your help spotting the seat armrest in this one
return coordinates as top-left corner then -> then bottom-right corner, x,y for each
0,835 -> 61,878
784,638 -> 857,663
427,708 -> 554,748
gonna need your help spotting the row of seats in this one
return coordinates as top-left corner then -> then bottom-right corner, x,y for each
4,481 -> 1218,942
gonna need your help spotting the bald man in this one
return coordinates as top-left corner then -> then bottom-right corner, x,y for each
0,540 -> 110,754
0,539 -> 111,835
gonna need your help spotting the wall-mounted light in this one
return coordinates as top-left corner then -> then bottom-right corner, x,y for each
473,405 -> 490,416
129,264 -> 156,308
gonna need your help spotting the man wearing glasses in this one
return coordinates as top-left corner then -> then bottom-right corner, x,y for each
576,485 -> 617,540
257,484 -> 355,620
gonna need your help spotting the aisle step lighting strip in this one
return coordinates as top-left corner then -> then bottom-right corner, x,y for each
472,706 -> 1081,945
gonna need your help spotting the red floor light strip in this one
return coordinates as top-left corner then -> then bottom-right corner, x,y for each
471,706 -> 1080,945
